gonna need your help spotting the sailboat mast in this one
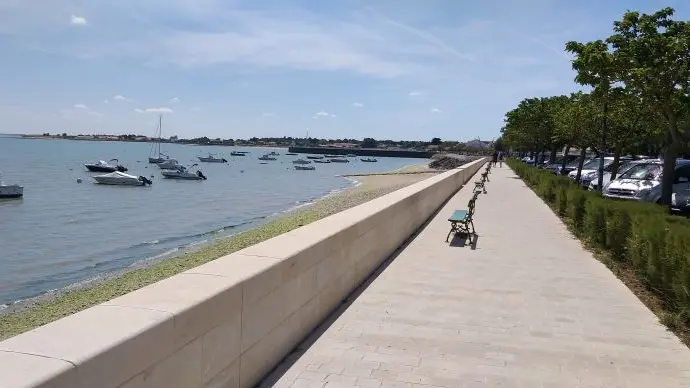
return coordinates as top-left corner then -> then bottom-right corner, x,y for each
157,114 -> 162,157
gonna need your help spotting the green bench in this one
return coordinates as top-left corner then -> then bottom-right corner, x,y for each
446,192 -> 479,242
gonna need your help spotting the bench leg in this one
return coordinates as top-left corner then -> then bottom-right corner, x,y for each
470,219 -> 476,236
446,224 -> 454,242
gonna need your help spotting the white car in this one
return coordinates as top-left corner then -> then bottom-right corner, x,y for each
589,159 -> 657,191
603,160 -> 690,203
568,157 -> 616,188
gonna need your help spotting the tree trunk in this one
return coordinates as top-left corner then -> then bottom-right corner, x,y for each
561,145 -> 571,175
575,147 -> 587,184
660,143 -> 679,206
596,100 -> 608,192
549,148 -> 557,164
609,145 -> 622,182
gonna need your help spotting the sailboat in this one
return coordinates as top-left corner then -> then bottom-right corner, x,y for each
148,115 -> 175,164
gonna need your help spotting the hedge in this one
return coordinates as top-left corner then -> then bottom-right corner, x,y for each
507,158 -> 690,317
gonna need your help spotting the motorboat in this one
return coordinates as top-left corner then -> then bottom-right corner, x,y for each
346,154 -> 357,157
85,159 -> 128,172
285,153 -> 298,156
161,164 -> 207,180
306,155 -> 324,160
292,159 -> 312,165
361,157 -> 378,162
329,158 -> 349,163
157,159 -> 181,170
314,159 -> 331,164
148,115 -> 175,163
295,165 -> 316,171
93,171 -> 152,186
268,151 -> 280,156
198,153 -> 228,163
230,151 -> 248,156
0,172 -> 23,198
325,154 -> 340,158
258,154 -> 277,161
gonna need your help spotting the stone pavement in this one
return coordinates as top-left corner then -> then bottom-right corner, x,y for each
260,165 -> 690,388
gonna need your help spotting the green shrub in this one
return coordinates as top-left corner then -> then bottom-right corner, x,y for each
584,197 -> 607,247
605,204 -> 631,261
555,185 -> 568,217
567,189 -> 587,233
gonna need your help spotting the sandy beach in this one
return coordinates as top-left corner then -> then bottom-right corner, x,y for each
0,165 -> 437,340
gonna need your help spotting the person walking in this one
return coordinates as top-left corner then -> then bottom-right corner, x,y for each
492,151 -> 498,167
498,151 -> 504,168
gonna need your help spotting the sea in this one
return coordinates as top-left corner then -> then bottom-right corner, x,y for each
0,135 -> 427,306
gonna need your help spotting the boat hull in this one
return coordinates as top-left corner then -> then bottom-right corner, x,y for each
148,157 -> 167,164
161,172 -> 204,180
295,166 -> 315,170
0,185 -> 23,198
85,165 -> 117,173
198,157 -> 228,163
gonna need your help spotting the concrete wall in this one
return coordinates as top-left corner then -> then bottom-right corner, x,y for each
0,159 -> 485,388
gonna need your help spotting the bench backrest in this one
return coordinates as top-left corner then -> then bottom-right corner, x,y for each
467,191 -> 479,217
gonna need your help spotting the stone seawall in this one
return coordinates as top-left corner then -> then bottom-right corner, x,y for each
0,159 -> 486,388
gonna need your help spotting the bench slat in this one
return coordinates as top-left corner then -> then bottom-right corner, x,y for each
448,210 -> 468,222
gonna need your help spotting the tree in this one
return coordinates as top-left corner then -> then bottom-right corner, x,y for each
607,7 -> 690,205
493,137 -> 504,152
553,92 -> 598,182
565,39 -> 617,191
361,137 -> 378,148
431,137 -> 442,145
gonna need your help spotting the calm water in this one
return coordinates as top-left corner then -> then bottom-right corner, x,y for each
0,137 -> 426,305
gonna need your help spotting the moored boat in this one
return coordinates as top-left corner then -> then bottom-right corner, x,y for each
230,151 -> 248,156
93,171 -> 152,186
360,157 -> 378,162
329,158 -> 349,163
306,155 -> 324,160
0,172 -> 23,198
157,159 -> 181,170
85,159 -> 128,173
295,165 -> 315,171
285,153 -> 298,156
198,153 -> 228,163
161,164 -> 207,180
314,159 -> 331,164
346,154 -> 357,157
258,154 -> 277,161
148,115 -> 175,164
292,159 -> 312,165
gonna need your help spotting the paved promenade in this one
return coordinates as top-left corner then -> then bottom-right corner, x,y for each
262,165 -> 690,388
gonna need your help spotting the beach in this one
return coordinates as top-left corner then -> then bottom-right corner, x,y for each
0,165 -> 437,340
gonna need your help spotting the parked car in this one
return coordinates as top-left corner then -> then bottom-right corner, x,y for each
542,155 -> 581,175
603,159 -> 690,203
569,157 -> 633,189
589,159 -> 656,191
672,189 -> 690,217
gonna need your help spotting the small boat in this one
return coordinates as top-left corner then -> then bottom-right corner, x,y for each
85,159 -> 128,173
268,151 -> 280,156
157,159 -> 181,170
295,165 -> 315,171
329,158 -> 349,163
285,153 -> 298,156
258,154 -> 277,161
230,151 -> 248,156
314,159 -> 331,164
148,115 -> 175,164
0,172 -> 23,198
93,171 -> 152,186
161,164 -> 207,180
198,153 -> 228,163
306,155 -> 324,160
346,154 -> 357,157
361,157 -> 378,162
325,154 -> 340,158
293,159 -> 312,165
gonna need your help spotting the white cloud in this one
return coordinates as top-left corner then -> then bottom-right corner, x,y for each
315,111 -> 329,116
431,107 -> 442,113
104,99 -> 109,104
262,112 -> 274,117
313,110 -> 336,119
73,103 -> 87,109
330,114 -> 337,118
351,102 -> 363,107
408,91 -> 423,97
70,15 -> 87,26
134,107 -> 173,113
113,95 -> 128,101
170,97 -> 180,103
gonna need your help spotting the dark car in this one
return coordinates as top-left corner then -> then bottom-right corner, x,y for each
672,188 -> 690,217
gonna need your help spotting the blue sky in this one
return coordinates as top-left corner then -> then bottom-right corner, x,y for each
0,0 -> 686,141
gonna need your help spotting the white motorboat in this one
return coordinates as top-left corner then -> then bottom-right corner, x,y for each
198,153 -> 228,163
306,155 -> 324,160
157,159 -> 181,170
161,164 -> 207,180
93,171 -> 152,186
0,172 -> 23,198
85,159 -> 128,172
329,158 -> 349,163
292,159 -> 312,165
314,159 -> 331,164
295,165 -> 316,171
258,154 -> 277,161
360,157 -> 378,162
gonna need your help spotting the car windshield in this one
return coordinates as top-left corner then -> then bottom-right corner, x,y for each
582,159 -> 613,170
619,163 -> 662,180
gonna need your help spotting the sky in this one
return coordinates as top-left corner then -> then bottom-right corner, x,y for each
0,0 -> 687,141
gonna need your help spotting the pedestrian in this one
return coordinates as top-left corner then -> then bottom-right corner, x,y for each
498,151 -> 504,168
492,151 -> 498,167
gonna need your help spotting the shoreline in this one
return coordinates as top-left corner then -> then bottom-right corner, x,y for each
0,165 -> 436,340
